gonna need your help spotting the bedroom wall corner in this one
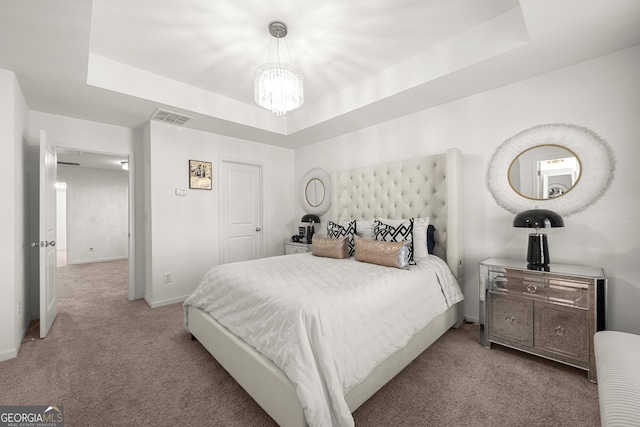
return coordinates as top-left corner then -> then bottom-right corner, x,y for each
138,123 -> 151,302
144,122 -> 294,308
0,69 -> 29,361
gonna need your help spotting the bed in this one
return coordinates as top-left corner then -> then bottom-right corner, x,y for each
184,148 -> 464,427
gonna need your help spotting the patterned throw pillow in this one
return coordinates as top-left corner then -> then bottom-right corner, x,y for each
374,218 -> 414,264
327,220 -> 356,256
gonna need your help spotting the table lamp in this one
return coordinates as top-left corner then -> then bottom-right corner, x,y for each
301,214 -> 321,243
513,209 -> 564,271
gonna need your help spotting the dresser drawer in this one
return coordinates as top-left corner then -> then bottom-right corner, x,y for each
534,301 -> 589,362
489,293 -> 533,347
490,269 -> 589,308
284,243 -> 310,254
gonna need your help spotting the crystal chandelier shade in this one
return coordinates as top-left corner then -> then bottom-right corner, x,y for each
254,22 -> 303,115
254,62 -> 303,116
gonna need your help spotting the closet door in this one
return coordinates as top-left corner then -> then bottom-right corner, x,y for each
219,160 -> 263,264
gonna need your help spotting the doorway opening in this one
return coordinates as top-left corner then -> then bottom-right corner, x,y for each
56,149 -> 131,298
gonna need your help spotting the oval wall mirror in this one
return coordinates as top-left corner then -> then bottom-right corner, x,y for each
301,168 -> 331,215
305,178 -> 325,207
508,144 -> 581,200
487,123 -> 615,216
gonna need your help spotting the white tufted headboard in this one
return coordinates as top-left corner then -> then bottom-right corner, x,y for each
331,148 -> 463,279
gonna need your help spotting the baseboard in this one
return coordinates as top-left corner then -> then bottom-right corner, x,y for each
131,291 -> 145,301
0,317 -> 37,362
68,256 -> 127,265
144,294 -> 188,308
464,315 -> 480,324
20,316 -> 35,341
0,347 -> 18,362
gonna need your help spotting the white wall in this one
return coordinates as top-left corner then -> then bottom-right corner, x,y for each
56,188 -> 67,250
57,166 -> 129,264
293,45 -> 640,335
144,121 -> 294,307
29,112 -> 139,155
0,70 -> 29,361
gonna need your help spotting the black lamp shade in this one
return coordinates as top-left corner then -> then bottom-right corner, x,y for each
301,214 -> 321,224
513,209 -> 564,229
513,209 -> 564,271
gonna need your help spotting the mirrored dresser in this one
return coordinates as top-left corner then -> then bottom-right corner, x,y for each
479,257 -> 607,382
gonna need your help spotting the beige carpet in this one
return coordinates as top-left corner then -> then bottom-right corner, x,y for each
0,260 -> 600,426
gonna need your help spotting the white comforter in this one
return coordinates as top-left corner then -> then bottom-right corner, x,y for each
183,253 -> 464,427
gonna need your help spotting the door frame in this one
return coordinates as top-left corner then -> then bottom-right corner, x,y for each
55,146 -> 137,301
218,157 -> 265,263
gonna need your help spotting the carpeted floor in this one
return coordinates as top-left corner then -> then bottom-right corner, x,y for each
0,260 -> 600,426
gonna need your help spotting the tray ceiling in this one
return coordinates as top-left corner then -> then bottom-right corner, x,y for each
2,0 -> 639,148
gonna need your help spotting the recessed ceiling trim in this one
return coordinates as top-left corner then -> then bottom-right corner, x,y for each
86,53 -> 287,134
286,6 -> 529,135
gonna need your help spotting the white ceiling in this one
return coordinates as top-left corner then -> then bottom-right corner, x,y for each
90,0 -> 517,107
2,0 -> 640,149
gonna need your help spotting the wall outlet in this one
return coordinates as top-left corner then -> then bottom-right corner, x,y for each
175,188 -> 187,196
163,272 -> 172,283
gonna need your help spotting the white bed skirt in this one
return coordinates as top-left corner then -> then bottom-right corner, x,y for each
187,302 -> 462,427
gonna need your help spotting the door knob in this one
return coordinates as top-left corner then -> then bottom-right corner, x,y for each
32,241 -> 56,248
255,228 -> 261,232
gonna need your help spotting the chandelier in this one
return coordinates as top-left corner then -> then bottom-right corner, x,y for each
254,21 -> 303,116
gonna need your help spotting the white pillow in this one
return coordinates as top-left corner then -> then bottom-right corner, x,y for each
412,217 -> 430,260
356,219 -> 375,240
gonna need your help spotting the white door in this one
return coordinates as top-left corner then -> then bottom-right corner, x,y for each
219,161 -> 262,264
39,130 -> 58,338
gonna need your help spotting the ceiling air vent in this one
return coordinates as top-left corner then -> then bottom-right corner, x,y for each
151,108 -> 192,126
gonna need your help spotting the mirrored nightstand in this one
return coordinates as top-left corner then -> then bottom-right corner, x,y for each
479,257 -> 607,382
284,241 -> 311,255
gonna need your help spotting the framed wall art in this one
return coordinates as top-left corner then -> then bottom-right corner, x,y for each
189,160 -> 212,190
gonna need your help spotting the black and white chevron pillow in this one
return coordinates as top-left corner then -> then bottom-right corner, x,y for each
374,218 -> 414,264
327,220 -> 356,256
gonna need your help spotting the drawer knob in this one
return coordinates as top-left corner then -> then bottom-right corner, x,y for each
526,283 -> 538,293
554,325 -> 566,336
504,315 -> 515,324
